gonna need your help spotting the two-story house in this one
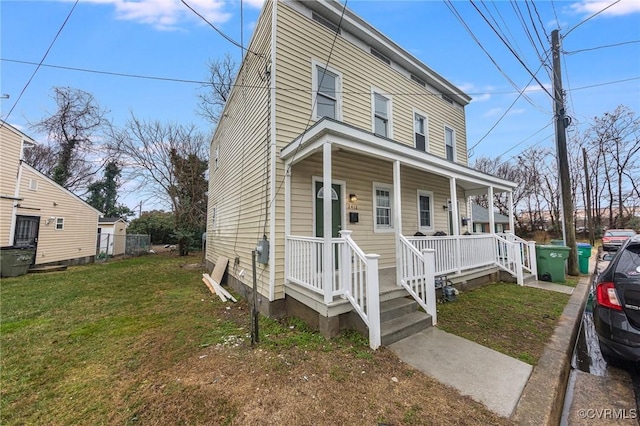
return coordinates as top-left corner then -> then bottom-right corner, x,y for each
206,0 -> 536,349
0,121 -> 101,272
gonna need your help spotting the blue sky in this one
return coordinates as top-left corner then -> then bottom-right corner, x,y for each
2,0 -> 639,208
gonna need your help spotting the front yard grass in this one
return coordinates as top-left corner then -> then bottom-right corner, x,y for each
1,254 -> 510,426
437,282 -> 570,365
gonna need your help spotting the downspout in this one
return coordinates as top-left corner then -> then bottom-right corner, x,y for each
268,0 -> 277,302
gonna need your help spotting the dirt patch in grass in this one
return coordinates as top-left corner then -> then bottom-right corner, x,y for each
437,282 -> 570,365
1,254 -> 511,425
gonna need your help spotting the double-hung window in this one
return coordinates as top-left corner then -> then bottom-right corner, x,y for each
373,183 -> 393,231
414,112 -> 427,152
445,127 -> 455,161
417,190 -> 434,232
373,91 -> 391,138
55,218 -> 64,230
313,61 -> 341,120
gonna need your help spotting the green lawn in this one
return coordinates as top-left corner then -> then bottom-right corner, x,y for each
437,282 -> 570,365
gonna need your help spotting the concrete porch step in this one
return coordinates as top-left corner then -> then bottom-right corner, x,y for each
380,297 -> 418,322
381,309 -> 433,346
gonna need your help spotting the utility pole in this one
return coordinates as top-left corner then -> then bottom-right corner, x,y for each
582,147 -> 595,247
552,29 -> 579,276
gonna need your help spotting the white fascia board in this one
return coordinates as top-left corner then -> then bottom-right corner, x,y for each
281,120 -> 516,191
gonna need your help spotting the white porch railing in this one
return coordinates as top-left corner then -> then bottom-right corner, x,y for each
285,232 -> 381,349
498,232 -> 538,280
405,233 -> 534,285
399,235 -> 437,325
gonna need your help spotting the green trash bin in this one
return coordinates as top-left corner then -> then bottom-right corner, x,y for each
576,243 -> 592,274
536,245 -> 571,283
0,246 -> 35,278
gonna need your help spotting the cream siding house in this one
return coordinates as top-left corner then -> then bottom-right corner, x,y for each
0,121 -> 101,267
206,0 -> 535,348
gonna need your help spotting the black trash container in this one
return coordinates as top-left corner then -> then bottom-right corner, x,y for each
0,246 -> 35,278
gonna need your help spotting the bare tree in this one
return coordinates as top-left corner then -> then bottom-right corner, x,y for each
197,54 -> 237,124
106,115 -> 208,255
30,87 -> 108,190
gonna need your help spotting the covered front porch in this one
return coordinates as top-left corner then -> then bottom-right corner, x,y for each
280,119 -> 535,349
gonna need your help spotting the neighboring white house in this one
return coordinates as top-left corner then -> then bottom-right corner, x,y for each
205,0 -> 534,349
0,121 -> 102,267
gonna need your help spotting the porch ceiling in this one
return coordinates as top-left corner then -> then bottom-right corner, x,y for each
280,118 -> 516,193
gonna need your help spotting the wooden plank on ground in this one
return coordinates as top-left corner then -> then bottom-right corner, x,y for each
203,273 -> 236,303
211,256 -> 229,285
202,274 -> 226,302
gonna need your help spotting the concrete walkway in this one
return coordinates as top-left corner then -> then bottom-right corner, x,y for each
389,327 -> 533,418
525,280 -> 575,294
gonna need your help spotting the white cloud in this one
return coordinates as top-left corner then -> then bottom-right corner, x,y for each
457,82 -> 494,102
243,0 -> 265,9
523,83 -> 552,93
483,108 -> 502,118
570,0 -> 640,17
71,0 -> 233,31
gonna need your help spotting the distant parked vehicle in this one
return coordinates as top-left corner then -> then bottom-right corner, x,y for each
593,235 -> 640,363
601,229 -> 636,252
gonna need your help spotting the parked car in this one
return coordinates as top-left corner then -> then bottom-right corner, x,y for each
601,229 -> 636,252
593,235 -> 640,363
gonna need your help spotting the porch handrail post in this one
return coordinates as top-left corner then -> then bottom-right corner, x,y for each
365,253 -> 381,350
323,142 -> 333,304
528,241 -> 538,280
393,160 -> 402,287
339,230 -> 352,294
422,248 -> 437,326
514,241 -> 524,285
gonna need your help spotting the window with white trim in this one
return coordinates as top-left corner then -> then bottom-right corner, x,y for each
373,183 -> 393,230
445,127 -> 455,161
373,92 -> 391,137
414,112 -> 427,152
214,145 -> 219,170
28,179 -> 38,191
313,61 -> 341,121
55,217 -> 64,230
417,190 -> 434,232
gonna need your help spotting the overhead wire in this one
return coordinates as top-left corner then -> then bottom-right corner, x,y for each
470,0 -> 554,100
564,40 -> 640,54
1,0 -> 79,127
510,0 -> 547,69
564,0 -> 621,39
443,0 -> 550,114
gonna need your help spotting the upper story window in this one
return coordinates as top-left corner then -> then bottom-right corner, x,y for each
370,48 -> 391,65
372,91 -> 392,138
414,112 -> 427,152
312,12 -> 341,34
313,61 -> 342,121
445,127 -> 455,161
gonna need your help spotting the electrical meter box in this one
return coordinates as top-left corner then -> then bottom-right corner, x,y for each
256,238 -> 269,264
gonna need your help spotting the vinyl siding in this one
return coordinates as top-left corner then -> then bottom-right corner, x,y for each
290,151 -> 467,269
0,125 -> 25,245
17,166 -> 99,265
275,2 -> 468,163
206,0 -> 275,299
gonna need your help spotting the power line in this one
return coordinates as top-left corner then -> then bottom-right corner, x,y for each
1,0 -> 79,126
444,0 -> 550,113
564,40 -> 640,54
180,0 -> 265,59
470,0 -> 555,100
4,58 -> 635,98
564,0 -> 621,38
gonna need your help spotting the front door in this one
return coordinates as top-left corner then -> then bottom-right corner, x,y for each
14,215 -> 40,265
315,181 -> 342,238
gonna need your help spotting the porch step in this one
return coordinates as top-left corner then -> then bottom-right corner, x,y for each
380,298 -> 432,346
522,272 -> 537,284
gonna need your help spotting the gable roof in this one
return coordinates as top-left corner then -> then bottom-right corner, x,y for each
472,204 -> 509,224
99,217 -> 127,224
0,120 -> 37,145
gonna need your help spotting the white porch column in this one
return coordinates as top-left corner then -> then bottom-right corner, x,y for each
323,142 -> 333,304
488,186 -> 495,234
393,160 -> 402,287
284,161 -> 291,284
449,177 -> 459,236
508,191 -> 515,233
